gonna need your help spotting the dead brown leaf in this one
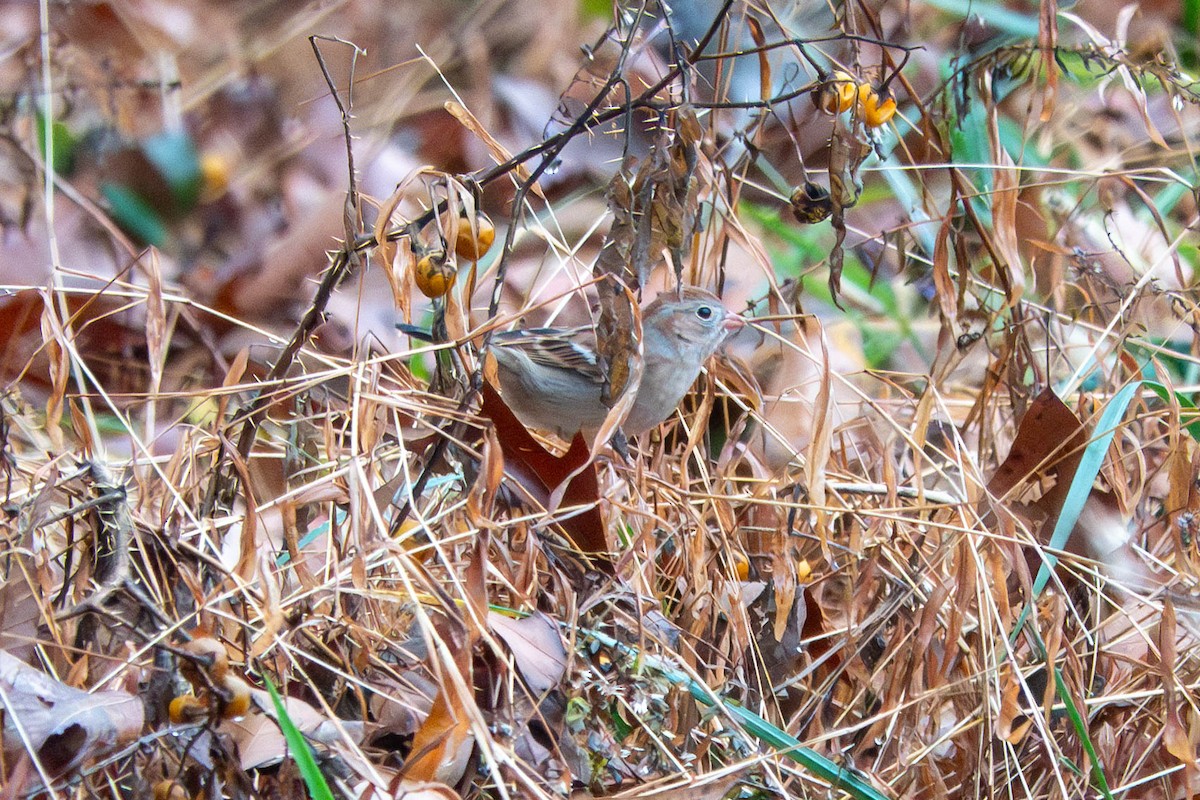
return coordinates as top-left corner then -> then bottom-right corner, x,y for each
0,650 -> 143,777
487,611 -> 566,696
478,382 -> 608,562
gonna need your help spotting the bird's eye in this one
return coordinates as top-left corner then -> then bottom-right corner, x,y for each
695,305 -> 715,320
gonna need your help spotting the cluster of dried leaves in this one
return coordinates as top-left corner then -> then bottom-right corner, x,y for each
3,1 -> 1200,799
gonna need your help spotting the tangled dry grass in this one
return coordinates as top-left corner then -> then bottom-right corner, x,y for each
3,2 -> 1200,799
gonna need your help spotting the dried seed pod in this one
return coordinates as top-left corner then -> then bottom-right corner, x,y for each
789,181 -> 833,224
414,249 -> 456,298
454,213 -> 495,261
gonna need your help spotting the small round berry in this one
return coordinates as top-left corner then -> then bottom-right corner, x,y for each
789,181 -> 833,224
858,85 -> 897,127
414,250 -> 456,298
219,674 -> 253,719
168,694 -> 207,724
813,71 -> 858,114
453,213 -> 495,261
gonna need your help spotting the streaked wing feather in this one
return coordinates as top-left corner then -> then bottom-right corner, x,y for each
493,328 -> 605,383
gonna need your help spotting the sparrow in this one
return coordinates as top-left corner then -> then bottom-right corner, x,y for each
488,287 -> 744,438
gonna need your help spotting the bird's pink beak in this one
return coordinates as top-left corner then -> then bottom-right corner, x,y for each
723,313 -> 746,332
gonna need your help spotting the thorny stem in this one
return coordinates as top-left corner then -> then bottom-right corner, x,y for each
389,3 -> 654,535
214,2 -> 908,514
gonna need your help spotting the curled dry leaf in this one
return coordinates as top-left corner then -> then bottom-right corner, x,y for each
592,266 -> 641,413
487,611 -> 567,696
478,382 -> 608,561
996,668 -> 1033,745
0,569 -> 40,663
0,650 -> 144,776
445,100 -> 542,199
1158,600 -> 1199,771
374,181 -> 412,322
748,317 -> 858,474
404,686 -> 474,786
988,149 -> 1026,308
221,687 -> 364,771
825,120 -> 872,307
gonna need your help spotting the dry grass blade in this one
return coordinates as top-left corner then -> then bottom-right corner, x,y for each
6,2 -> 1200,799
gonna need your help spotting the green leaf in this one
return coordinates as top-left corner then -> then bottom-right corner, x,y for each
261,675 -> 336,800
100,182 -> 168,247
36,112 -> 77,175
1143,380 -> 1200,441
1053,668 -> 1113,799
579,0 -> 611,19
142,131 -> 202,211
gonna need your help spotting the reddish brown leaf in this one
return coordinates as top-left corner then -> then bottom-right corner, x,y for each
478,383 -> 608,563
988,388 -> 1085,517
745,16 -> 771,107
404,674 -> 474,785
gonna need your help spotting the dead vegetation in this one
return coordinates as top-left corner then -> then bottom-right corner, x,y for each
2,1 -> 1200,799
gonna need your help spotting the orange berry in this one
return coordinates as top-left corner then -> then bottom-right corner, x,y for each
414,250 -> 456,298
181,636 -> 229,683
153,780 -> 189,800
857,85 -> 897,127
811,71 -> 859,113
733,552 -> 751,581
168,694 -> 207,724
453,213 -> 495,261
796,558 -> 813,581
814,71 -> 857,114
219,674 -> 253,719
833,75 -> 858,112
200,152 -> 229,201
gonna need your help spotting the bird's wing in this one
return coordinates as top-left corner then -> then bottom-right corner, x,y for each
493,328 -> 606,384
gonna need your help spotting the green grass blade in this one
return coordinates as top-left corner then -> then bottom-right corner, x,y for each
261,675 -> 336,800
1003,389 -> 1129,800
1010,382 -> 1139,639
1143,380 -> 1200,441
1053,668 -> 1113,798
554,618 -> 888,800
1032,381 -> 1139,597
685,683 -> 890,800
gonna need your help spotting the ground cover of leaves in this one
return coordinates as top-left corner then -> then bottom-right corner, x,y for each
2,1 -> 1200,799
